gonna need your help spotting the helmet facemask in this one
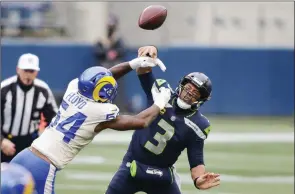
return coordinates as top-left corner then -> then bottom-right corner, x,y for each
98,83 -> 118,103
177,82 -> 200,109
176,76 -> 211,110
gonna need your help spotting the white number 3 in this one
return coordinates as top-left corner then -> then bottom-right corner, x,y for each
144,119 -> 175,155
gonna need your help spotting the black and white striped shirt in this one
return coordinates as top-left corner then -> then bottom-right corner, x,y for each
1,75 -> 58,137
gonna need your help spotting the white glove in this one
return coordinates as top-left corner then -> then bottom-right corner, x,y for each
129,57 -> 166,72
152,86 -> 171,110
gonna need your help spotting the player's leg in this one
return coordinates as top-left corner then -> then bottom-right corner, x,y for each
10,148 -> 57,194
145,181 -> 181,194
105,162 -> 140,194
173,166 -> 182,191
145,167 -> 182,194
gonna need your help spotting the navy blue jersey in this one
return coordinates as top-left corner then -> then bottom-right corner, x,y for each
123,72 -> 211,169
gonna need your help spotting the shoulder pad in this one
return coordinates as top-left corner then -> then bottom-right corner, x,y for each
154,79 -> 174,93
99,103 -> 120,122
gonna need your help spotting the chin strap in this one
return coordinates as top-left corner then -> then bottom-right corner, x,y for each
176,98 -> 191,109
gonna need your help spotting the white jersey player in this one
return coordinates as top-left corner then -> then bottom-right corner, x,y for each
10,48 -> 171,194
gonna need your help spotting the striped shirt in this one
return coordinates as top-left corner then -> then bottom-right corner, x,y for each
1,75 -> 58,137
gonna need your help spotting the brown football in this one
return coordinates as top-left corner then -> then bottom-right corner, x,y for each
138,5 -> 167,30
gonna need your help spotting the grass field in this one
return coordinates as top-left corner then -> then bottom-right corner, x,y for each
55,116 -> 294,194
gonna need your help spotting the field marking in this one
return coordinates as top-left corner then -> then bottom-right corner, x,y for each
70,156 -> 294,178
56,184 -> 105,191
92,132 -> 294,144
63,171 -> 294,184
71,156 -> 105,165
71,154 -> 294,170
55,184 -> 230,194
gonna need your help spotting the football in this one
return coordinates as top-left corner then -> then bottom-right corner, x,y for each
138,5 -> 167,30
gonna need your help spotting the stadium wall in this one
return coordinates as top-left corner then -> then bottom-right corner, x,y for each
1,43 -> 294,115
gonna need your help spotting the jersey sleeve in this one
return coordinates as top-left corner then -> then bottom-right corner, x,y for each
138,71 -> 156,104
185,115 -> 211,169
186,135 -> 205,169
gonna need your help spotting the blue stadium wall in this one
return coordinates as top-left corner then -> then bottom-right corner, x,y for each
1,43 -> 294,115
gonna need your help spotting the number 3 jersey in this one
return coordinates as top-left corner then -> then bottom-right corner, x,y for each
123,95 -> 211,169
32,78 -> 119,169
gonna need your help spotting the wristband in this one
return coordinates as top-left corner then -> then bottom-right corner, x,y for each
194,177 -> 200,189
154,101 -> 165,110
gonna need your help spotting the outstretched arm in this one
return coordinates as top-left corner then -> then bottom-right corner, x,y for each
136,46 -> 159,103
187,125 -> 220,190
109,45 -> 159,80
95,86 -> 171,132
109,62 -> 132,80
137,68 -> 155,104
95,104 -> 160,132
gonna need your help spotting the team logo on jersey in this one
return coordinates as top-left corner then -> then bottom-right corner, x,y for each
93,76 -> 117,102
146,167 -> 163,177
156,79 -> 167,86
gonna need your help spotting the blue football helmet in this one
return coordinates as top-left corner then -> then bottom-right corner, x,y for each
78,66 -> 118,103
176,72 -> 212,110
1,163 -> 36,194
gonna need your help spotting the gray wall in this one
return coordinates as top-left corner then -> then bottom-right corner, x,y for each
109,2 -> 199,46
109,2 -> 294,47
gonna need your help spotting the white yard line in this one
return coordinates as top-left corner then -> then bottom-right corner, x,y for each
70,156 -> 105,165
57,132 -> 293,193
63,171 -> 294,184
56,184 -> 104,191
70,154 -> 294,171
92,132 -> 294,144
55,184 -> 233,194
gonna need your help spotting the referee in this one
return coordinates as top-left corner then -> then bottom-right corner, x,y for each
1,53 -> 58,162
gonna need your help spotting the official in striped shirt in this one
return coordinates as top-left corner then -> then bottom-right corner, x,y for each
1,53 -> 58,162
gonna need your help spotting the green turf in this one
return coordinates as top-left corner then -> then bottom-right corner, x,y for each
206,115 -> 294,132
53,117 -> 294,194
55,141 -> 294,194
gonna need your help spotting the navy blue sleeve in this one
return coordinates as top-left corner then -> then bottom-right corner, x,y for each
186,113 -> 211,169
187,135 -> 205,169
138,72 -> 155,104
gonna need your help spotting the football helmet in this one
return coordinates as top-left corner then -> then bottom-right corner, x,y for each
1,163 -> 35,194
78,66 -> 118,103
176,72 -> 212,110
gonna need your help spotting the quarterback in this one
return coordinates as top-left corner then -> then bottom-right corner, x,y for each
106,46 -> 220,194
10,47 -> 171,194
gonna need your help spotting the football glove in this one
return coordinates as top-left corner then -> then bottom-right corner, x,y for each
129,57 -> 166,72
152,86 -> 171,110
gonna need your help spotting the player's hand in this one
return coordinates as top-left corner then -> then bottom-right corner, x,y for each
1,138 -> 16,156
152,86 -> 171,110
195,173 -> 220,190
138,46 -> 158,58
129,57 -> 166,72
